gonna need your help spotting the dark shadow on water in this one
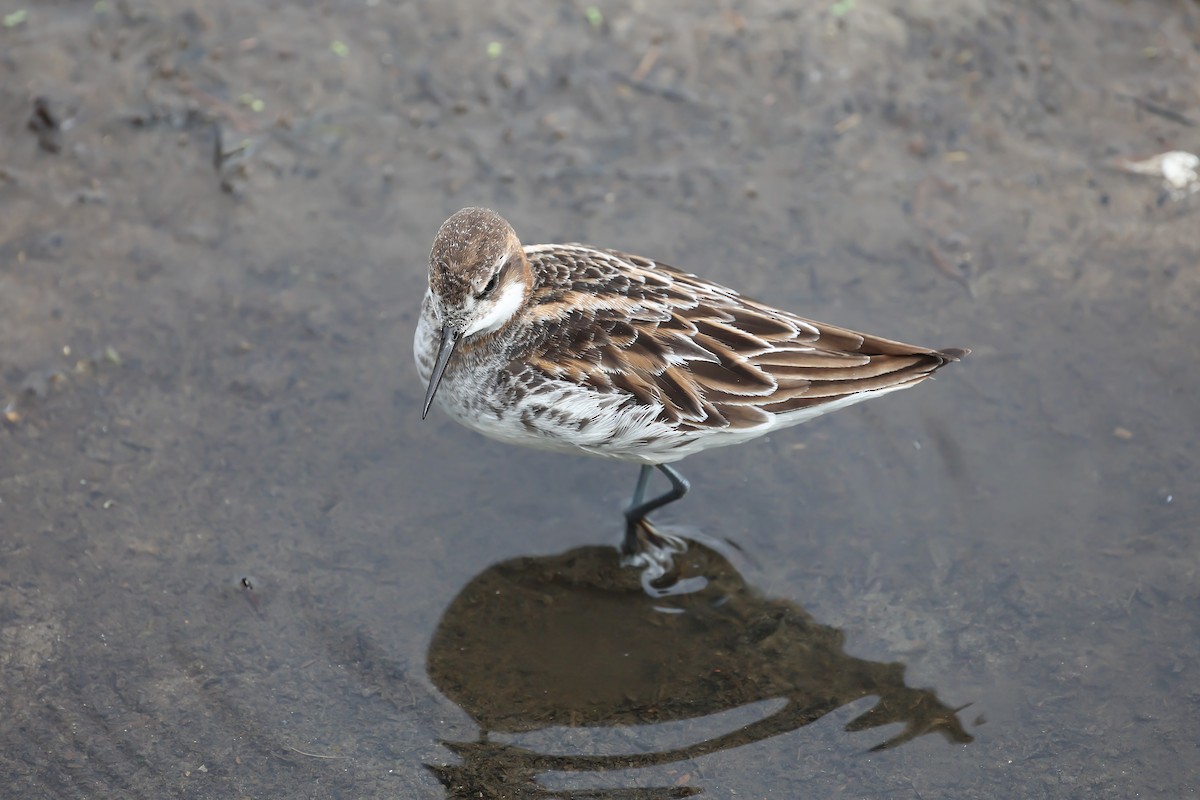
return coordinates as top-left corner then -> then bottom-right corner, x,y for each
424,536 -> 972,798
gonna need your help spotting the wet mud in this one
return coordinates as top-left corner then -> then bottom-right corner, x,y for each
2,2 -> 1198,797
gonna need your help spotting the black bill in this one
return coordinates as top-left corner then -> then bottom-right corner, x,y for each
422,325 -> 460,419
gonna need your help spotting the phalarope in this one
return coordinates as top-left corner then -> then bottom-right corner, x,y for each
416,208 -> 966,553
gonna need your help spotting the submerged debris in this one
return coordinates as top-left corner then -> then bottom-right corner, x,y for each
2,345 -> 126,426
27,96 -> 63,153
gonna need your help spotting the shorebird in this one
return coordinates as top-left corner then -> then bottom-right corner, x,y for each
416,208 -> 965,554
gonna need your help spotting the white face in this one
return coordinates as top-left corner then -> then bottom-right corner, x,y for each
463,278 -> 525,337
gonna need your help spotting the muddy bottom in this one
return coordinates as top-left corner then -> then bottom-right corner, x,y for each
2,2 -> 1198,798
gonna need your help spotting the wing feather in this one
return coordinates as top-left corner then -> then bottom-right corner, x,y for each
519,246 -> 960,430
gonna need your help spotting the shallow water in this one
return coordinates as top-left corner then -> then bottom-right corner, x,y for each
2,1 -> 1198,797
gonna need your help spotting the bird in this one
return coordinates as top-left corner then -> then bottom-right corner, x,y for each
415,207 -> 966,556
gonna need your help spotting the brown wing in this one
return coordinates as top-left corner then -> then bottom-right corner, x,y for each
521,245 -> 964,431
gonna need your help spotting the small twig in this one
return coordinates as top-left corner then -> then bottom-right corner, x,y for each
912,176 -> 974,295
177,80 -> 256,132
284,744 -> 347,760
630,45 -> 660,83
912,174 -> 954,230
1117,91 -> 1196,127
612,72 -> 697,104
924,237 -> 974,296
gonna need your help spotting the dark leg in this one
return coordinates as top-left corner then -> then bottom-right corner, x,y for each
627,465 -> 652,509
623,463 -> 690,553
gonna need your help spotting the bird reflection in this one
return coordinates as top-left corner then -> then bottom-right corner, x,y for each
425,537 -> 971,798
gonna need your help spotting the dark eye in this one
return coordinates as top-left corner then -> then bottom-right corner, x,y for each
479,268 -> 501,298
